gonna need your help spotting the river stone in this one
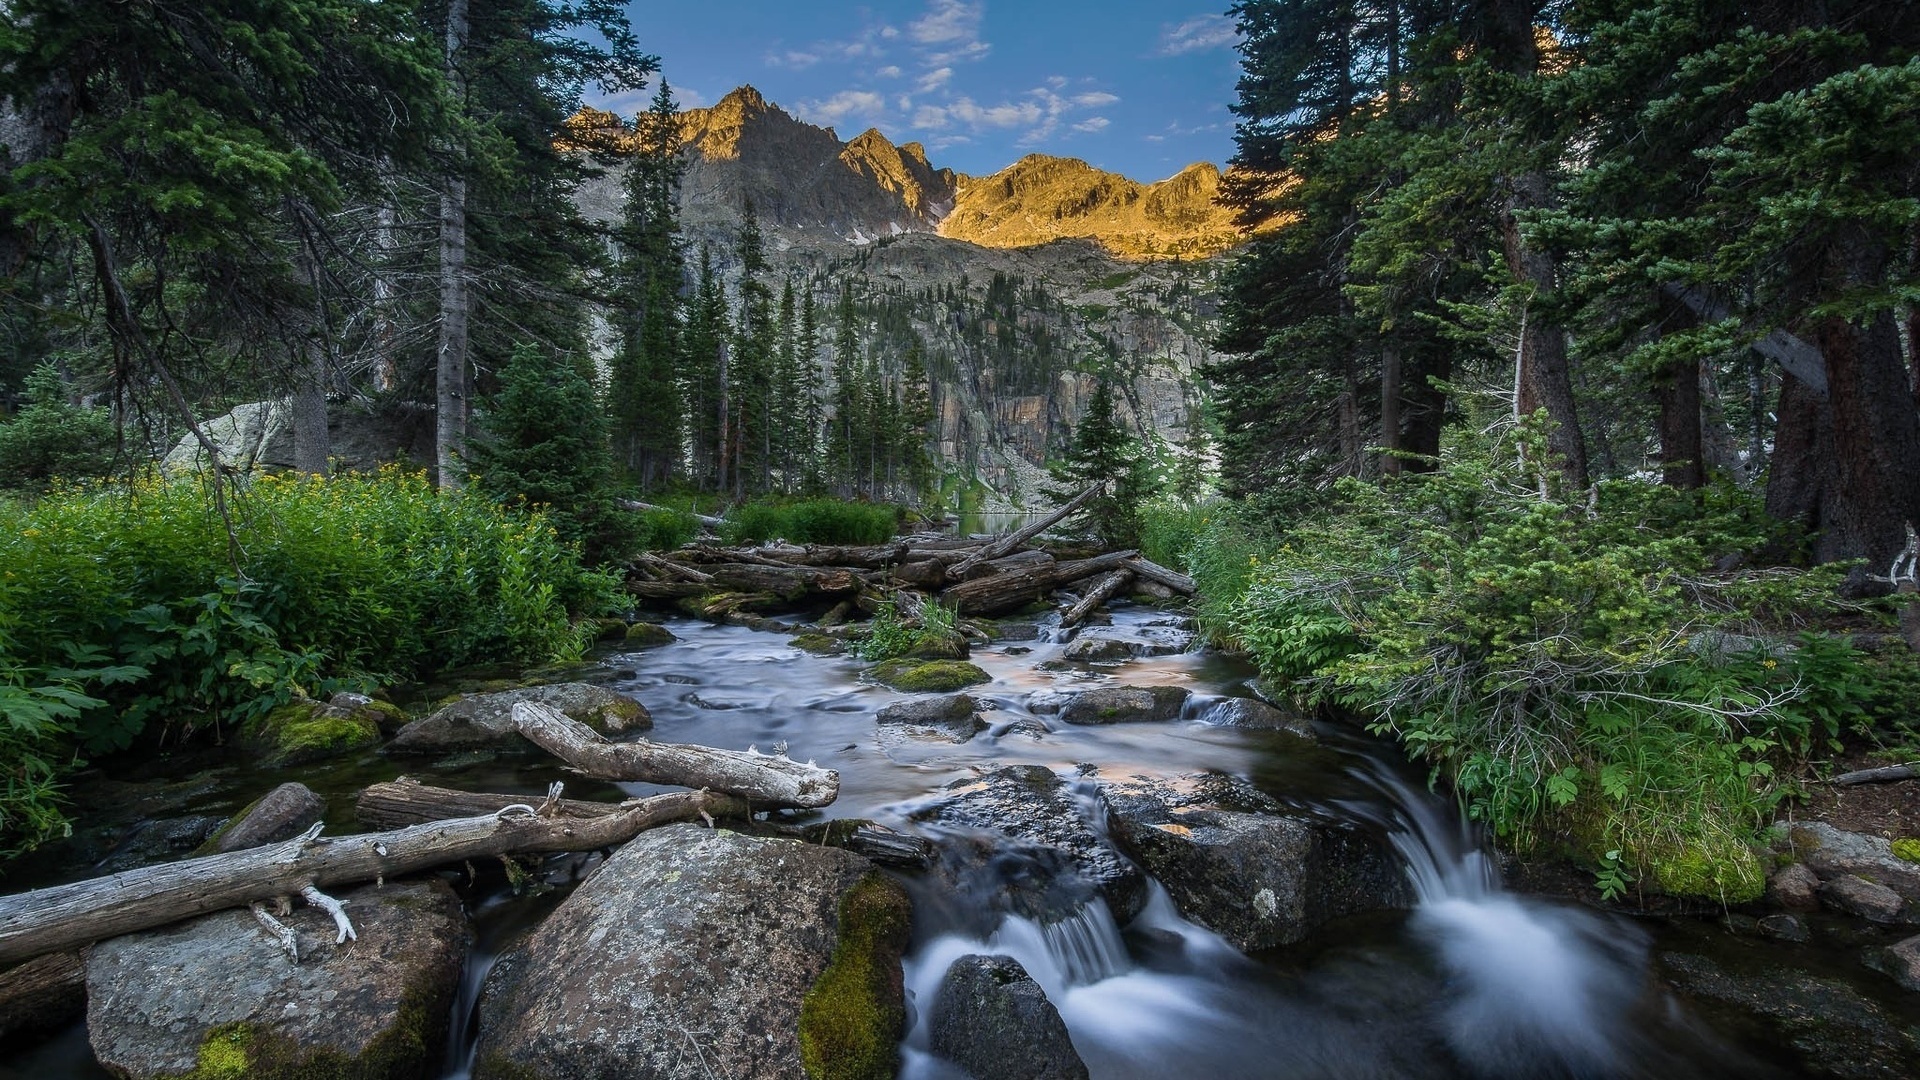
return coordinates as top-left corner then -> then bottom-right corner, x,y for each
1100,773 -> 1412,951
868,658 -> 992,693
1818,875 -> 1914,924
1790,822 -> 1920,901
1194,697 -> 1317,740
472,823 -> 911,1080
86,879 -> 468,1080
913,765 -> 1147,922
1769,862 -> 1822,912
623,621 -> 677,648
1058,685 -> 1191,725
877,694 -> 988,743
1867,934 -> 1920,991
388,682 -> 649,752
242,695 -> 386,767
930,955 -> 1088,1080
1660,950 -> 1920,1079
200,781 -> 326,855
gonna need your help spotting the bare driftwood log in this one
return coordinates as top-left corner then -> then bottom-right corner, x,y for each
356,777 -> 645,831
627,580 -> 710,600
1830,763 -> 1920,787
749,541 -> 913,569
0,789 -> 745,966
1061,570 -> 1134,629
0,951 -> 87,1039
961,548 -> 1055,581
947,484 -> 1101,577
1122,556 -> 1197,596
513,701 -> 840,808
941,549 -> 1137,615
704,563 -> 863,598
893,557 -> 954,589
635,551 -> 714,583
620,499 -> 724,528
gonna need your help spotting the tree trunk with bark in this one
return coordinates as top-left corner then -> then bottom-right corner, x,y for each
434,0 -> 471,490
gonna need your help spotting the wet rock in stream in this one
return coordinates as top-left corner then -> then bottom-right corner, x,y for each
85,879 -> 469,1080
1055,684 -> 1190,725
1193,695 -> 1318,740
876,693 -> 989,744
931,954 -> 1088,1080
473,823 -> 910,1080
1659,950 -> 1920,1080
1100,773 -> 1412,951
388,681 -> 649,752
914,765 -> 1148,923
195,781 -> 326,855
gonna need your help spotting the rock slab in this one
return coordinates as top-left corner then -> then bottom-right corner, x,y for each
389,681 -> 649,751
1101,773 -> 1411,951
473,823 -> 911,1080
1057,685 -> 1190,726
86,879 -> 469,1080
931,955 -> 1088,1080
202,781 -> 327,855
877,693 -> 988,744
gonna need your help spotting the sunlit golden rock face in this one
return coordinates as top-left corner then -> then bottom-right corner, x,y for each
938,155 -> 1246,261
568,86 -> 1247,257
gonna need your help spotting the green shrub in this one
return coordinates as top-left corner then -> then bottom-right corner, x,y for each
0,363 -> 121,493
721,499 -> 898,546
1137,500 -> 1215,573
633,507 -> 699,551
0,468 -> 621,858
1199,418 -> 1862,900
855,599 -> 957,662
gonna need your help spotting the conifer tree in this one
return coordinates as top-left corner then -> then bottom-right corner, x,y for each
610,79 -> 686,490
1045,376 -> 1154,548
680,246 -> 728,489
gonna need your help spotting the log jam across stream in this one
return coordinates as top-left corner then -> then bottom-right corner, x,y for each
5,607 -> 1918,1080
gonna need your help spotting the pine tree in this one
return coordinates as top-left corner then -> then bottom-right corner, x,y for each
610,79 -> 686,490
1044,376 -> 1154,548
829,284 -> 863,495
679,246 -> 728,489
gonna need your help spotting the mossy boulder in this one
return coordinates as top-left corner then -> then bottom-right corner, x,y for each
86,879 -> 469,1080
473,823 -> 909,1080
792,632 -> 847,656
193,782 -> 326,856
241,697 -> 382,767
623,620 -> 677,649
1057,685 -> 1190,725
388,682 -> 649,753
590,617 -> 631,641
868,659 -> 991,693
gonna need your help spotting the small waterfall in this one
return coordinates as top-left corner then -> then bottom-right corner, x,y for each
1354,768 -> 1655,1079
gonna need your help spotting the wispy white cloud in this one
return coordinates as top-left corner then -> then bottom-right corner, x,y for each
877,65 -> 903,79
766,49 -> 821,69
1073,92 -> 1120,108
797,90 -> 890,127
1159,13 -> 1239,56
917,66 -> 954,92
1073,116 -> 1111,133
910,0 -> 991,65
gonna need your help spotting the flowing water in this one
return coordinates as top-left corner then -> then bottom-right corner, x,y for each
6,607 -> 1914,1079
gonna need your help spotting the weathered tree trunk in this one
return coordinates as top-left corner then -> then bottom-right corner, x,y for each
940,549 -> 1136,615
512,702 -> 840,808
1656,352 -> 1704,489
1830,763 -> 1918,787
1061,570 -> 1133,629
1765,374 -> 1841,560
354,777 -> 649,831
960,549 -> 1055,581
434,0 -> 471,490
289,218 -> 331,476
0,790 -> 742,966
1502,171 -> 1589,489
0,951 -> 86,1040
948,484 -> 1100,575
1121,556 -> 1197,596
703,563 -> 863,599
1380,343 -> 1403,476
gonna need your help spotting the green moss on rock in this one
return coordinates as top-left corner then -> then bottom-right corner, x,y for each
868,659 -> 990,693
623,621 -> 677,648
799,872 -> 912,1080
1649,836 -> 1766,903
182,982 -> 440,1080
792,632 -> 846,656
1892,838 -> 1920,864
244,700 -> 379,768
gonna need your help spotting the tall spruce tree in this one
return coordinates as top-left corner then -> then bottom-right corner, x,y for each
610,80 -> 687,489
1045,376 -> 1154,548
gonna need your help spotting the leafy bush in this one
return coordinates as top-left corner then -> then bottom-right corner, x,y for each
632,507 -> 699,551
0,469 -> 621,857
1199,420 -> 1864,901
1137,500 -> 1215,573
721,499 -> 898,546
855,599 -> 957,662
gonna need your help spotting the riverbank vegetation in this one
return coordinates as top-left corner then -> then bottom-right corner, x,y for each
1208,0 -> 1920,900
0,470 -> 623,857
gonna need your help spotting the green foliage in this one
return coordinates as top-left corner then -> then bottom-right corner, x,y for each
474,343 -> 636,566
1891,839 -> 1920,864
855,600 -> 957,663
632,507 -> 699,552
720,499 -> 898,546
1137,500 -> 1216,574
1044,376 -> 1157,548
0,469 -> 618,856
1199,423 -> 1862,899
0,364 -> 121,493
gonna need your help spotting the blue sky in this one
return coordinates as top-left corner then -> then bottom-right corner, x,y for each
601,2 -> 1243,181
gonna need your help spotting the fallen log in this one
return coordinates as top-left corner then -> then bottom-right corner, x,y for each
0,788 -> 745,966
704,563 -> 863,598
0,951 -> 86,1039
619,499 -> 724,529
356,777 -> 643,831
1830,763 -> 1919,787
960,548 -> 1055,581
513,701 -> 840,808
1061,569 -> 1134,629
947,484 -> 1101,576
627,580 -> 710,600
940,549 -> 1137,615
748,541 -> 913,569
1122,555 -> 1197,596
635,551 -> 714,583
